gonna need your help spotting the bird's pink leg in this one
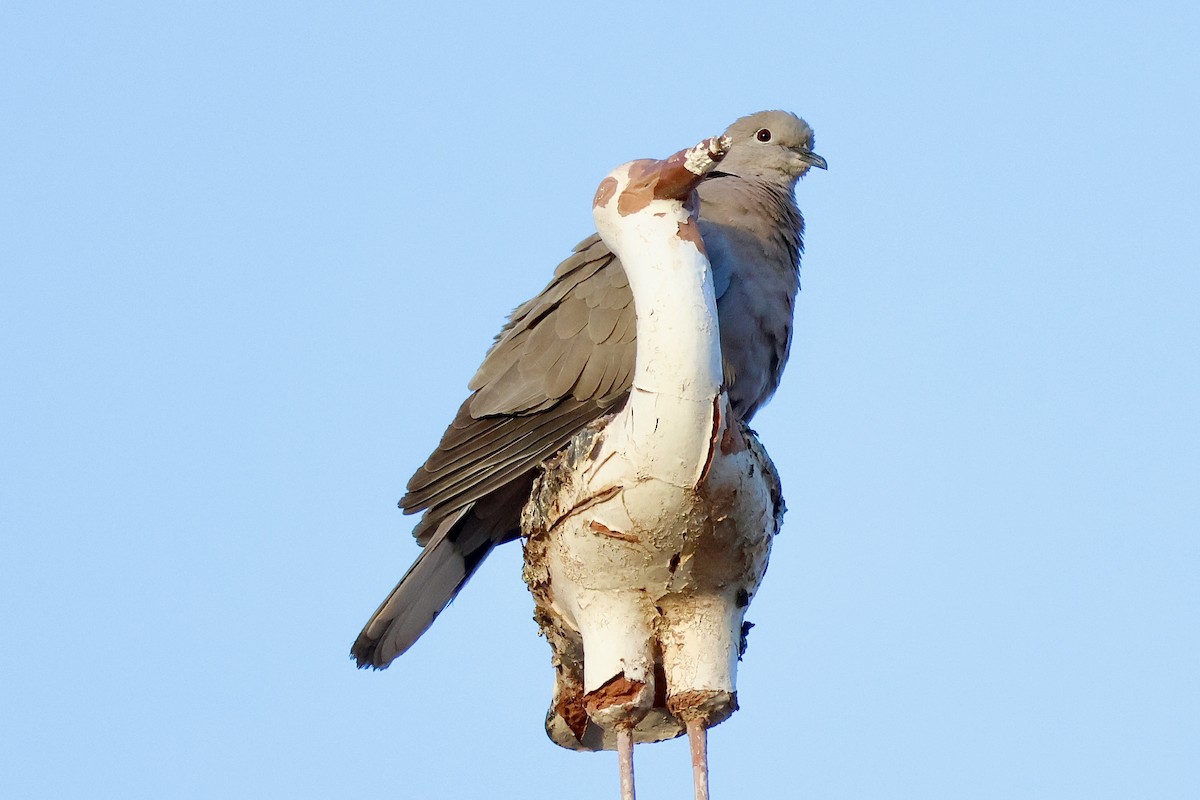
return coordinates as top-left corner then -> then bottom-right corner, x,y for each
687,718 -> 710,800
617,726 -> 636,800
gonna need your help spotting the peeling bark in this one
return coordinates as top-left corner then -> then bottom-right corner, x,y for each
589,520 -> 639,542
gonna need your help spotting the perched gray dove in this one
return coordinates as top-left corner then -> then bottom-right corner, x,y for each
352,110 -> 826,669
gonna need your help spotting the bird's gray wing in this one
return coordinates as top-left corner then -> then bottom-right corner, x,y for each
352,234 -> 636,668
403,233 -> 636,532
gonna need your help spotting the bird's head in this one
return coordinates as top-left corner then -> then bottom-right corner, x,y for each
716,110 -> 827,184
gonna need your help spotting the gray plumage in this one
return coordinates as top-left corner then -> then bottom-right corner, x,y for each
352,110 -> 825,668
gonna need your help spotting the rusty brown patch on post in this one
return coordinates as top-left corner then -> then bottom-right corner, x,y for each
555,685 -> 590,742
594,176 -> 618,209
676,217 -> 705,251
550,485 -> 622,536
668,689 -> 738,722
585,675 -> 647,714
698,395 -> 721,482
668,690 -> 712,722
589,520 -> 638,542
614,137 -> 728,216
720,419 -> 748,454
572,484 -> 621,514
616,159 -> 659,217
654,136 -> 728,201
617,155 -> 704,215
651,153 -> 705,202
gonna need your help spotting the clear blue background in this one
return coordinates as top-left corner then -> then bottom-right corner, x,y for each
3,2 -> 1197,798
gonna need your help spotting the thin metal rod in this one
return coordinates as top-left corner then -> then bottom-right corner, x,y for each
687,719 -> 709,800
617,727 -> 636,800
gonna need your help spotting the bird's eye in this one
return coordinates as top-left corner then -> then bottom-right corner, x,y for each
755,128 -> 772,142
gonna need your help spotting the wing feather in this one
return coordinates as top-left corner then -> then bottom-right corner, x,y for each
401,239 -> 636,546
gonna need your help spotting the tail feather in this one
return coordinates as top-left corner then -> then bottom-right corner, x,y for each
352,474 -> 535,668
352,506 -> 482,668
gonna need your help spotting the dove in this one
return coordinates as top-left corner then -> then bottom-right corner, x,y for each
352,109 -> 826,669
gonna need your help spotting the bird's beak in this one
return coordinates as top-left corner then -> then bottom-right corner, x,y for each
796,149 -> 828,170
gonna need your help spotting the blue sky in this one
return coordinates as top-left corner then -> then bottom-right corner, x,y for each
2,2 -> 1197,798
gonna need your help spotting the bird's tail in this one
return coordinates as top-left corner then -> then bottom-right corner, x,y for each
351,505 -> 493,668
